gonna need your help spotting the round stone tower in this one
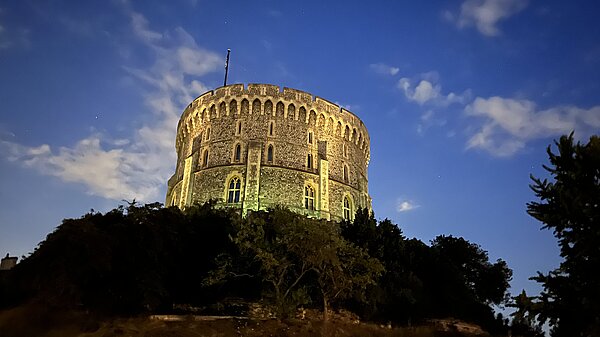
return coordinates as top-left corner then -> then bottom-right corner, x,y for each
166,83 -> 371,221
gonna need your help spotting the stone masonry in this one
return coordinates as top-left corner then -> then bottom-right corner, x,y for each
166,84 -> 371,222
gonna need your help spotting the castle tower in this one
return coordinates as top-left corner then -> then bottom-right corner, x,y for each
166,84 -> 371,222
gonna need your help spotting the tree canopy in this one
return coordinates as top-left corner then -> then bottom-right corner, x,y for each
1,201 -> 513,332
520,134 -> 600,337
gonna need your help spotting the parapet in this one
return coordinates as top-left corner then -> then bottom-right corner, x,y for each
176,84 -> 371,164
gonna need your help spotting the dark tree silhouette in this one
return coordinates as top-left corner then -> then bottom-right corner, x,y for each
523,134 -> 600,337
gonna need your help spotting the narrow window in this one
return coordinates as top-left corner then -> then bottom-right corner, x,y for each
206,128 -> 211,140
234,144 -> 241,162
308,131 -> 313,144
267,145 -> 273,162
236,121 -> 242,135
202,150 -> 209,167
307,153 -> 313,169
343,144 -> 347,157
305,185 -> 315,210
343,196 -> 351,220
227,177 -> 241,203
269,121 -> 274,136
343,165 -> 349,183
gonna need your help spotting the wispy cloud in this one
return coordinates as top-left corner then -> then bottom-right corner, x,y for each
445,0 -> 529,37
397,72 -> 471,106
465,96 -> 600,156
1,9 -> 221,202
369,62 -> 400,76
397,199 -> 419,213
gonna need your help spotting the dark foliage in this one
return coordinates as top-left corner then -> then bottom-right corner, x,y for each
1,201 -> 247,315
340,209 -> 512,332
2,200 -> 511,331
518,134 -> 600,337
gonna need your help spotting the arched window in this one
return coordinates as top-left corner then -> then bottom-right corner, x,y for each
206,127 -> 211,140
343,196 -> 352,220
236,121 -> 242,135
307,153 -> 313,169
202,150 -> 209,167
227,177 -> 241,203
234,144 -> 241,162
343,165 -> 349,183
269,121 -> 274,136
267,145 -> 273,163
305,185 -> 315,210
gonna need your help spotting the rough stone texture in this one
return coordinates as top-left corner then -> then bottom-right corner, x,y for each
166,84 -> 371,222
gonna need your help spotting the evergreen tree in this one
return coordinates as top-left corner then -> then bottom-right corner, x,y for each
526,134 -> 600,337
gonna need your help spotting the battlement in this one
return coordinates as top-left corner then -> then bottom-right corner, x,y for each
177,84 -> 370,163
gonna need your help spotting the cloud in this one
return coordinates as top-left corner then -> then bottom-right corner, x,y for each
397,199 -> 419,213
369,63 -> 400,76
448,0 -> 529,36
397,74 -> 471,106
130,12 -> 162,44
1,10 -> 221,202
465,96 -> 600,156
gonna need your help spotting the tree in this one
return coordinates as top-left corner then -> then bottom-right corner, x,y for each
431,235 -> 512,306
526,134 -> 600,337
307,221 -> 383,321
231,209 -> 316,317
215,208 -> 383,319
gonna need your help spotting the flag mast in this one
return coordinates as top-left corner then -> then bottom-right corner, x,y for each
223,49 -> 231,86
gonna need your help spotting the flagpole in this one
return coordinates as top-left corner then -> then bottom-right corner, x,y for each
224,49 -> 231,86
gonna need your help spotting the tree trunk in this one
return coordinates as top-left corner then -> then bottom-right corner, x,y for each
323,296 -> 329,321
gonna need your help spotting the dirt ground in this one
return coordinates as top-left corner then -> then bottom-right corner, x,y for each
0,305 -> 487,337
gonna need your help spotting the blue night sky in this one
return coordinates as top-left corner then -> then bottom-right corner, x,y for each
1,0 -> 599,311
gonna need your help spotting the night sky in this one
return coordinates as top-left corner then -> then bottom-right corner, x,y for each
1,0 -> 599,311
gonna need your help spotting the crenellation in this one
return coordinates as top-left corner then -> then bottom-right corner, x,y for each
167,83 -> 372,222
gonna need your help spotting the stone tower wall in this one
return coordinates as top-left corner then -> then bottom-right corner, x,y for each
166,84 -> 371,221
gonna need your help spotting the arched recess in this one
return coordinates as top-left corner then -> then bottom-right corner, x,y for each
241,99 -> 249,114
266,143 -> 274,163
298,106 -> 306,122
264,100 -> 273,115
230,99 -> 238,115
318,114 -> 326,128
209,104 -> 216,120
232,142 -> 242,163
219,101 -> 226,117
308,110 -> 317,124
252,99 -> 261,115
287,103 -> 295,120
276,102 -> 284,118
328,117 -> 335,134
